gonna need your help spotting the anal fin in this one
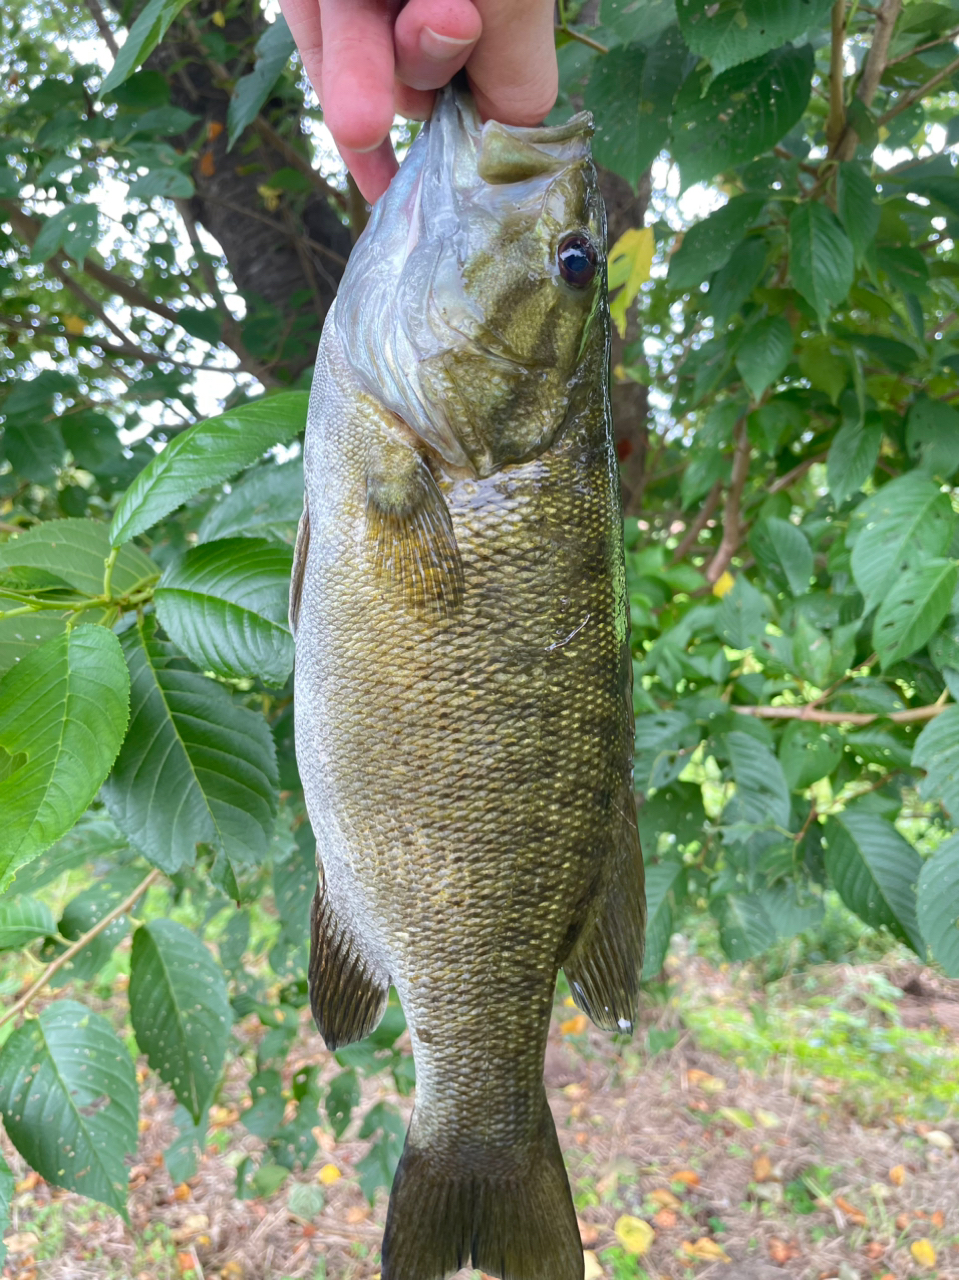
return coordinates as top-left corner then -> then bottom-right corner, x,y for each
309,877 -> 389,1050
563,793 -> 646,1034
366,437 -> 463,617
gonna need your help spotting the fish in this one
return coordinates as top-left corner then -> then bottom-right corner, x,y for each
290,85 -> 645,1280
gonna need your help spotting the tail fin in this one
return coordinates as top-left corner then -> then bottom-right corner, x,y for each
380,1092 -> 583,1280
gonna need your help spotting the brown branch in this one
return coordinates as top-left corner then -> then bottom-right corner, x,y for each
706,421 -> 751,584
734,702 -> 948,726
877,51 -> 959,125
199,193 -> 347,266
0,868 -> 160,1030
47,259 -> 134,348
84,0 -> 118,55
767,451 -> 829,495
671,481 -> 722,563
833,0 -> 903,159
827,0 -> 848,151
885,23 -> 959,67
252,118 -> 347,211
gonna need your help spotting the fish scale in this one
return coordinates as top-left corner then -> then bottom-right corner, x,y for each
292,86 -> 645,1280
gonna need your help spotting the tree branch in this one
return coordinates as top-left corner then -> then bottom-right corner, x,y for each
827,0 -> 848,151
877,51 -> 959,125
0,868 -> 161,1029
671,481 -> 722,563
767,451 -> 829,495
83,0 -> 118,55
734,702 -> 948,726
706,422 -> 751,584
833,0 -> 903,159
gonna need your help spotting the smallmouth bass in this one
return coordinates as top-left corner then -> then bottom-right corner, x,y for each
291,86 -> 645,1280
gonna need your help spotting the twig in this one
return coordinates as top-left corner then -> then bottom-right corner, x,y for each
84,0 -> 118,55
877,51 -> 959,125
885,23 -> 959,67
555,24 -> 610,54
706,421 -> 750,584
827,0 -> 848,151
833,0 -> 903,159
767,451 -> 829,495
0,868 -> 160,1029
671,482 -> 722,563
733,702 -> 948,725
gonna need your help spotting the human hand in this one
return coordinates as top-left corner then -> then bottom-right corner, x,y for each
278,0 -> 559,203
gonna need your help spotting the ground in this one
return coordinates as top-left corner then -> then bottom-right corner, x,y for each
3,946 -> 959,1280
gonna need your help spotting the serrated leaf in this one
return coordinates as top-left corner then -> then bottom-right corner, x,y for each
641,860 -> 685,979
130,919 -> 231,1121
0,611 -> 67,681
916,834 -> 959,976
109,392 -> 309,547
824,811 -> 923,952
227,17 -> 296,149
54,866 -> 146,985
779,720 -> 843,790
155,537 -> 293,685
913,704 -> 959,819
11,811 -> 128,898
0,519 -> 158,599
101,615 -> 278,873
1,418 -> 64,483
873,559 -> 957,669
197,459 -> 304,545
789,201 -> 854,328
0,1000 -> 138,1214
0,895 -> 56,950
128,167 -> 194,200
827,421 -> 882,506
0,627 -> 130,893
727,730 -> 791,828
716,575 -> 770,650
677,0 -> 832,73
735,316 -> 792,401
905,398 -> 959,480
749,516 -> 812,596
759,882 -> 824,938
671,45 -> 813,188
668,194 -> 766,291
848,473 -> 955,611
836,162 -> 880,265
713,892 -> 777,959
101,0 -> 191,94
30,203 -> 98,267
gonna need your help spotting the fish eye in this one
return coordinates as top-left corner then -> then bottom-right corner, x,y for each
557,233 -> 598,288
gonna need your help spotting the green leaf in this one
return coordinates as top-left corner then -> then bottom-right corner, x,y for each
585,28 -> 690,187
677,0 -> 832,72
30,203 -> 99,267
778,720 -> 842,789
917,834 -> 959,977
101,615 -> 278,873
128,167 -> 195,200
130,918 -> 231,1122
11,811 -> 129,897
835,162 -> 879,266
0,612 -> 67,681
826,421 -> 882,507
0,627 -> 130,893
0,519 -> 158,598
671,44 -> 813,187
712,892 -> 777,959
642,860 -> 685,978
101,0 -> 191,95
273,824 -> 317,946
824,812 -> 923,952
848,473 -> 955,612
749,516 -> 813,596
0,999 -> 138,1214
788,201 -> 854,328
0,1152 -> 12,1269
873,559 -> 957,669
758,882 -> 824,939
716,575 -> 770,650
164,1106 -> 208,1184
735,316 -> 792,401
1,419 -> 64,483
53,866 -> 146,985
109,392 -> 308,547
913,704 -> 959,820
0,895 -> 56,950
727,730 -> 791,828
155,537 -> 294,685
668,194 -> 766,291
198,459 -> 304,545
638,780 -> 706,854
905,398 -> 959,480
227,17 -> 297,150
791,613 -> 832,688
705,236 -> 769,327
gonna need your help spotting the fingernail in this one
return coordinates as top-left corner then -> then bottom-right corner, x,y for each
420,26 -> 476,60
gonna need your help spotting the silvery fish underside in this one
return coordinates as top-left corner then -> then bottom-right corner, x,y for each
290,86 -> 646,1280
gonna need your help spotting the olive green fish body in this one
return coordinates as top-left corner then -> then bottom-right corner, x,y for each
292,89 -> 645,1280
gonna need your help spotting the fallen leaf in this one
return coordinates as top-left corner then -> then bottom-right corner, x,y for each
209,1105 -> 239,1127
199,150 -> 217,178
560,1014 -> 589,1036
14,1172 -> 41,1193
755,1108 -> 781,1128
614,1215 -> 654,1256
753,1155 -> 772,1181
649,1188 -> 682,1209
717,1106 -> 754,1129
864,1240 -> 886,1260
911,1238 -> 937,1267
317,1164 -> 341,1186
577,1220 -> 599,1248
653,1209 -> 678,1229
583,1251 -> 604,1280
3,1233 -> 39,1255
925,1130 -> 954,1150
888,1164 -> 906,1186
834,1195 -> 867,1226
768,1237 -> 798,1264
895,1212 -> 911,1230
176,1252 -> 196,1275
346,1205 -> 369,1224
930,1209 -> 945,1229
173,1183 -> 192,1201
682,1237 -> 730,1262
686,1069 -> 725,1093
219,1262 -> 243,1279
671,1170 -> 701,1186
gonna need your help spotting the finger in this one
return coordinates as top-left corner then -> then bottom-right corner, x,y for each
394,0 -> 482,92
321,0 -> 398,155
466,0 -> 558,126
395,82 -> 436,120
339,137 -> 400,205
279,0 -> 325,104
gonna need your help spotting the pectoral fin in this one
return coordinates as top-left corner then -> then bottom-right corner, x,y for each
563,793 -> 646,1034
289,498 -> 310,636
366,439 -> 463,616
310,876 -> 389,1050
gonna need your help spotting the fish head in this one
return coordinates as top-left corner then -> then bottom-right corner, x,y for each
334,88 -> 606,476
